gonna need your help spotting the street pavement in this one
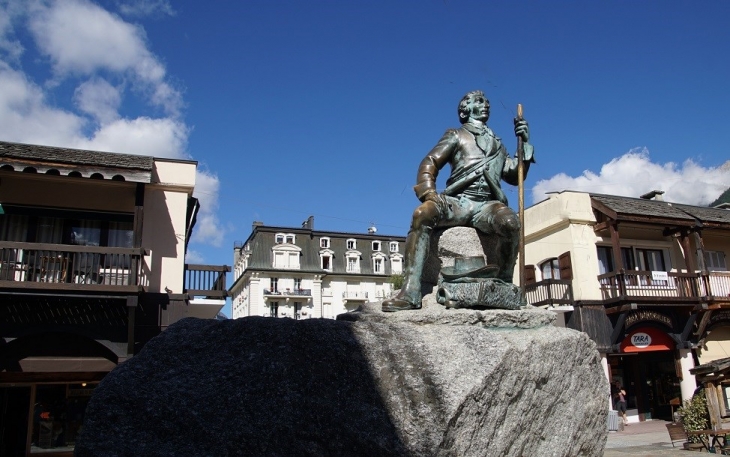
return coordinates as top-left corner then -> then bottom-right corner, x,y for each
604,420 -> 692,456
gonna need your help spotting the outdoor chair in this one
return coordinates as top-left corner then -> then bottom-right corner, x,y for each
72,252 -> 103,284
665,423 -> 687,448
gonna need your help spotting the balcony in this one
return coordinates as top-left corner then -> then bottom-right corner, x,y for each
525,279 -> 574,307
342,291 -> 368,301
263,288 -> 312,297
0,241 -> 145,294
597,270 -> 730,305
184,264 -> 230,299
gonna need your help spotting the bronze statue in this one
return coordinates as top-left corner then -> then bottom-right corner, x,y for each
382,90 -> 534,312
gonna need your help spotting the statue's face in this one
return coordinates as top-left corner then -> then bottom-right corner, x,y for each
467,94 -> 490,123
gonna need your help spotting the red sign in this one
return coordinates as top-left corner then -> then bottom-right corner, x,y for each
621,326 -> 675,353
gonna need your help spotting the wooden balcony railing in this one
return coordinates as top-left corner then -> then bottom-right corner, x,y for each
0,241 -> 146,292
525,279 -> 573,307
705,271 -> 730,299
184,264 -> 230,299
597,270 -> 730,304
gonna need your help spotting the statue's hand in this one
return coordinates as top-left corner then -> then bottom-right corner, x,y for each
514,118 -> 529,142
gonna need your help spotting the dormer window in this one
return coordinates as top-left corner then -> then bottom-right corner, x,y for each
275,233 -> 285,244
347,238 -> 356,250
389,242 -> 399,253
286,235 -> 295,244
320,237 -> 330,248
372,241 -> 381,251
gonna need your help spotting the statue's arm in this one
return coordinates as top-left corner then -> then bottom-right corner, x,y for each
502,118 -> 535,186
502,143 -> 535,186
413,129 -> 458,201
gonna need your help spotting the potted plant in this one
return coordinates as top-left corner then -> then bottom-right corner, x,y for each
677,391 -> 709,451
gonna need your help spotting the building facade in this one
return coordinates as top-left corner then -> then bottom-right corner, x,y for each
229,218 -> 405,320
0,141 -> 229,456
522,190 -> 730,423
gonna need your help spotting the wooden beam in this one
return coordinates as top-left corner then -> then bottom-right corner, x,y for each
611,311 -> 629,346
695,310 -> 714,337
126,295 -> 138,357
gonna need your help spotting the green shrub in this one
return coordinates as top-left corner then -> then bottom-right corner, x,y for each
678,390 -> 709,442
389,273 -> 405,290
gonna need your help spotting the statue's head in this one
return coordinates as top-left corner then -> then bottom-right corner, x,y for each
458,90 -> 489,124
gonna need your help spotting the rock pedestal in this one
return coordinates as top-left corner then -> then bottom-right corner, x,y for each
76,298 -> 608,456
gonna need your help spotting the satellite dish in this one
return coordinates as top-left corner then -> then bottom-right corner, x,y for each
368,225 -> 377,234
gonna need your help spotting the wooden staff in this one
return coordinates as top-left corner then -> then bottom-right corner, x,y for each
517,104 -> 526,302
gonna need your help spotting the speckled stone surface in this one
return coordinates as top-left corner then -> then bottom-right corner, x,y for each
77,309 -> 607,457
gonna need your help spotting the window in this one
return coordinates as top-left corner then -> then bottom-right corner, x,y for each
294,278 -> 302,290
636,248 -> 666,271
389,242 -> 399,253
706,251 -> 728,271
275,234 -> 284,244
320,248 -> 333,271
286,235 -> 295,244
294,302 -> 301,320
269,301 -> 279,317
270,278 -> 278,292
347,256 -> 360,273
374,258 -> 383,274
391,256 -> 403,274
597,246 -> 636,273
320,237 -> 330,248
272,245 -> 301,269
540,258 -> 560,280
372,241 -> 381,251
347,239 -> 356,250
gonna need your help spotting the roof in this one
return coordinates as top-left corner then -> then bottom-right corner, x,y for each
235,224 -> 404,281
0,140 -> 154,183
590,193 -> 697,224
590,193 -> 730,229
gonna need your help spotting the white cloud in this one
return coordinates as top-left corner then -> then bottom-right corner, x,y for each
532,148 -> 730,206
27,0 -> 181,115
192,169 -> 227,247
0,0 -> 225,249
74,77 -> 121,124
0,62 -> 85,145
0,2 -> 24,61
81,117 -> 188,157
116,0 -> 175,17
185,249 -> 204,264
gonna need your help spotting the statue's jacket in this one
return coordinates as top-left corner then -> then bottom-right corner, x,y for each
413,124 -> 534,206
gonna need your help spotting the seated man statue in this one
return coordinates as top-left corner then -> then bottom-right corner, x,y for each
382,90 -> 534,312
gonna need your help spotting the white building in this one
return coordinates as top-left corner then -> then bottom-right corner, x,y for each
229,217 -> 405,319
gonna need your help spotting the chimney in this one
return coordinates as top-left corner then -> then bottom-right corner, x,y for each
639,190 -> 664,201
252,221 -> 264,231
302,216 -> 314,230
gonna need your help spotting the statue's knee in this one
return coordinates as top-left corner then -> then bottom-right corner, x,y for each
411,202 -> 440,229
495,208 -> 520,235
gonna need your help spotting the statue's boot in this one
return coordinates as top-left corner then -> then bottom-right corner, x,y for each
382,228 -> 431,312
496,234 -> 519,283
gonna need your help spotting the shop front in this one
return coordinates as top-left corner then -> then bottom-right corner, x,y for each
610,325 -> 682,422
0,377 -> 103,457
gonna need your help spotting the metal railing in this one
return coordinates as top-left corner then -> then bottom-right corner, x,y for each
0,241 -> 146,291
262,288 -> 311,297
342,291 -> 368,299
184,264 -> 230,299
525,279 -> 573,307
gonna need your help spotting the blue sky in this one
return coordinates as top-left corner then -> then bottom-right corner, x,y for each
1,1 -> 729,317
